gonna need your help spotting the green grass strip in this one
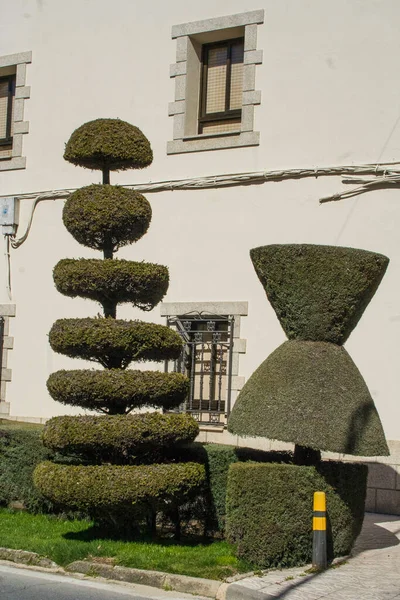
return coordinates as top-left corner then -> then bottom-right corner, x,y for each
0,509 -> 252,580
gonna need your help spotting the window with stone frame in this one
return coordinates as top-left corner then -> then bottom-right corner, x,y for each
168,10 -> 263,154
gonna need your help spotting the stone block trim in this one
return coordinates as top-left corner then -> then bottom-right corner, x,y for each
168,11 -> 264,154
0,51 -> 31,172
0,304 -> 16,413
161,301 -> 248,425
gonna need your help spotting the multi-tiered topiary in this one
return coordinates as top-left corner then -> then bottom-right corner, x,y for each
226,244 -> 389,566
34,119 -> 205,532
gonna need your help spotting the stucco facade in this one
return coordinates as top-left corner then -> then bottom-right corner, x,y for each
1,0 -> 400,512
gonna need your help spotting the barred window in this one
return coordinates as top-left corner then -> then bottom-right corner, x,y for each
165,315 -> 234,426
0,75 -> 15,147
198,38 -> 244,135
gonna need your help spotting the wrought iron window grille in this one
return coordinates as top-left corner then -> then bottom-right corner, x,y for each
165,313 -> 235,426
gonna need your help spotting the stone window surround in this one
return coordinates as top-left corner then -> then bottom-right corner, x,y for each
0,304 -> 15,416
168,10 -> 264,155
0,51 -> 31,172
160,301 -> 248,427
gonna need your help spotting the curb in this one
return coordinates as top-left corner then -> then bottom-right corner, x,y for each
0,548 -> 225,598
67,560 -> 223,598
0,547 -> 58,569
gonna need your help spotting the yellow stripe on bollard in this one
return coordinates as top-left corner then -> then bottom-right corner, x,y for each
313,491 -> 326,512
313,516 -> 326,530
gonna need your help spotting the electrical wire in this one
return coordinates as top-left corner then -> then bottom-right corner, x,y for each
5,160 -> 400,248
4,235 -> 12,300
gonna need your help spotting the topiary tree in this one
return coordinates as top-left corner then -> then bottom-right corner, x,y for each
226,244 -> 389,564
228,244 -> 389,462
34,119 -> 205,534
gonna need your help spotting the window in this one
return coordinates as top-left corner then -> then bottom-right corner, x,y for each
199,38 -> 244,135
168,10 -> 263,154
0,75 -> 15,148
0,51 -> 31,172
161,302 -> 248,427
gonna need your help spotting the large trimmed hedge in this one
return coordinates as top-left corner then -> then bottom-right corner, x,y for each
49,318 -> 183,368
47,370 -> 189,413
63,119 -> 153,171
228,340 -> 388,456
250,244 -> 389,344
226,462 -> 367,568
54,259 -> 169,312
42,414 -> 199,463
63,185 -> 152,252
34,461 -> 206,511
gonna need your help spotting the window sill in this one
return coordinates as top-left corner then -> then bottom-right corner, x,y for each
0,156 -> 26,170
167,130 -> 259,154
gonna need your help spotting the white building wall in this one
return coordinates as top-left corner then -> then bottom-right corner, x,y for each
1,2 -> 400,508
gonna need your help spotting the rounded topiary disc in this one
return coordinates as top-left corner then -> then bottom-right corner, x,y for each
47,369 -> 189,413
63,185 -> 151,251
42,413 -> 199,460
49,318 -> 183,369
63,119 -> 153,171
228,340 -> 389,456
250,244 -> 389,344
54,258 -> 169,311
34,461 -> 206,511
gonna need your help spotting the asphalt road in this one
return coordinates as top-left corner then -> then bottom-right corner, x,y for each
0,564 -> 207,600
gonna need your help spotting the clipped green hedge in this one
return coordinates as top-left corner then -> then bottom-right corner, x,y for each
63,185 -> 152,252
47,370 -> 189,414
250,244 -> 389,344
34,461 -> 206,512
63,119 -> 153,171
0,428 -> 55,513
49,318 -> 183,369
42,413 -> 198,463
228,340 -> 389,456
54,259 -> 169,312
170,443 -> 291,532
226,462 -> 367,568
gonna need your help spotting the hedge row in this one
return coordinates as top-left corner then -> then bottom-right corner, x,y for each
0,428 -> 54,513
63,185 -> 152,252
0,427 -> 281,528
63,119 -> 153,171
47,370 -> 189,414
228,340 -> 389,456
54,259 -> 169,312
49,318 -> 183,369
170,443 -> 291,532
34,461 -> 206,512
226,462 -> 367,568
42,413 -> 198,462
250,244 -> 389,345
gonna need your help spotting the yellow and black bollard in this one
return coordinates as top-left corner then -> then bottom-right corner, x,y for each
312,491 -> 327,569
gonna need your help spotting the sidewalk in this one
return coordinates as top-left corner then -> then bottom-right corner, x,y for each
226,513 -> 400,600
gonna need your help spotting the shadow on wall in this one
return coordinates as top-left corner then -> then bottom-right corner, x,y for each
363,462 -> 400,515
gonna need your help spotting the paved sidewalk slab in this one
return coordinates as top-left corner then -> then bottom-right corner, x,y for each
226,513 -> 400,600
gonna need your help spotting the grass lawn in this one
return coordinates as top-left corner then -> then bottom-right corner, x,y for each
0,509 -> 253,580
0,419 -> 44,430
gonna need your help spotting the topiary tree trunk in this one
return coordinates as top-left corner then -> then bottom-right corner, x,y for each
34,119 -> 205,533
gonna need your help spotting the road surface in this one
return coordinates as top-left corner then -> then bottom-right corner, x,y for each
0,563 -> 207,600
